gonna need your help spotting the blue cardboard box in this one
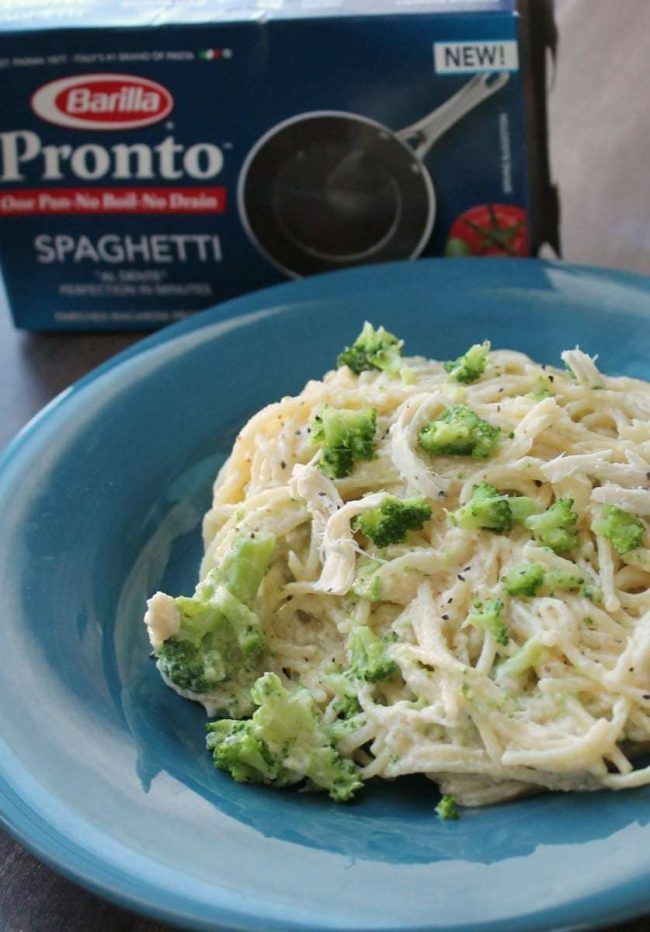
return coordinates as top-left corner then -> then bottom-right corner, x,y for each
0,0 -> 557,329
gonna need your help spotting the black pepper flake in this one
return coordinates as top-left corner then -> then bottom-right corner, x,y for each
548,375 -> 555,383
534,479 -> 542,487
280,460 -> 287,470
629,667 -> 635,673
438,490 -> 447,498
295,430 -> 301,436
286,595 -> 293,601
464,565 -> 471,572
441,614 -> 449,621
643,694 -> 650,700
457,574 -> 465,581
447,597 -> 453,604
498,387 -> 504,394
646,472 -> 650,481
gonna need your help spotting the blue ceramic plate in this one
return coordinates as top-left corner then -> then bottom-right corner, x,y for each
1,259 -> 650,932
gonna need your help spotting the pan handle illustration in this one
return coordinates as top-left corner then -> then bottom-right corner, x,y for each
396,72 -> 510,161
239,71 -> 510,277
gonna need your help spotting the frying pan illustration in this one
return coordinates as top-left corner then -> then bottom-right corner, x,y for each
238,72 -> 509,278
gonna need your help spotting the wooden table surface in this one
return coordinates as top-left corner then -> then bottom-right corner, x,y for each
2,1 -> 650,929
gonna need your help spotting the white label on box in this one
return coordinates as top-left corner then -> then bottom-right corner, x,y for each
434,40 -> 519,74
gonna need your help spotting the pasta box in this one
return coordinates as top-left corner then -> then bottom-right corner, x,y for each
0,0 -> 558,330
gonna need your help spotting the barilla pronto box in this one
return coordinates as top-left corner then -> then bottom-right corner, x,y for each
0,0 -> 557,330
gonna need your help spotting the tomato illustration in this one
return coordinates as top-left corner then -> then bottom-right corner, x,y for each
445,204 -> 528,257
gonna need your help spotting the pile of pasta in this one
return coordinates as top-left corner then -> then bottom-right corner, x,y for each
197,340 -> 650,806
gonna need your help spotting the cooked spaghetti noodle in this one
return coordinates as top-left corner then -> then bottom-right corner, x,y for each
146,330 -> 650,806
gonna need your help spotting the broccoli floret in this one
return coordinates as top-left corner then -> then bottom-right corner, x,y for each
502,562 -> 587,597
508,496 -> 538,524
352,496 -> 432,548
206,719 -> 279,784
352,559 -> 383,601
452,483 -> 537,534
335,695 -> 362,718
348,624 -> 398,683
327,672 -> 363,719
593,505 -> 645,554
199,531 -> 277,608
312,405 -> 377,479
463,599 -> 508,646
327,674 -> 367,743
502,562 -> 546,596
325,672 -> 367,743
207,672 -> 363,802
525,498 -> 579,553
542,569 -> 585,594
328,714 -> 367,744
157,636 -> 225,694
435,795 -> 459,820
452,483 -> 511,532
337,321 -> 405,376
444,341 -> 491,384
418,405 -> 500,459
156,531 -> 275,709
497,637 -> 543,683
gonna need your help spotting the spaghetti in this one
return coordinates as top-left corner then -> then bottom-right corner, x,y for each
146,331 -> 650,806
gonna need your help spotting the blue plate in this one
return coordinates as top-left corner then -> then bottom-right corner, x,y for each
1,259 -> 650,932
